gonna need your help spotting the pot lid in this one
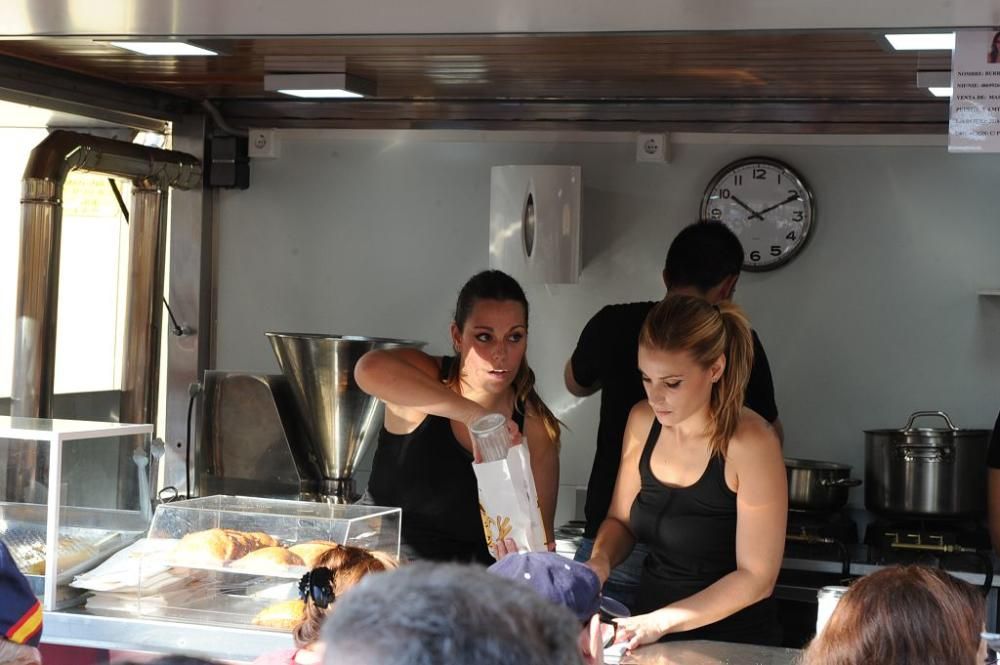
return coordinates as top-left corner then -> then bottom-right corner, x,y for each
784,458 -> 853,471
864,410 -> 992,437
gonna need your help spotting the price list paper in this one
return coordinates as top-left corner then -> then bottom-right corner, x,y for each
949,29 -> 1000,152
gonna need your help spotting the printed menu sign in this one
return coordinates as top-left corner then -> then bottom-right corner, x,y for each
949,30 -> 1000,152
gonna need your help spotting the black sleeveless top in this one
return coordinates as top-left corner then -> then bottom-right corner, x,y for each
366,357 -> 525,566
630,420 -> 780,646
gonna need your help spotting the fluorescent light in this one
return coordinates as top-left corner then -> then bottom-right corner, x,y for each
885,33 -> 955,51
928,87 -> 953,97
264,73 -> 374,98
276,89 -> 364,99
109,41 -> 218,56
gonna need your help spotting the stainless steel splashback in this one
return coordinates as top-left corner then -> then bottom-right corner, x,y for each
265,333 -> 424,499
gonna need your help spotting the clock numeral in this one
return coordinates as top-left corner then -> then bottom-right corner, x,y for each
749,250 -> 761,262
733,174 -> 743,186
770,245 -> 782,257
752,168 -> 766,180
710,208 -> 722,220
720,188 -> 731,199
792,210 -> 804,222
786,231 -> 797,241
787,189 -> 800,200
777,173 -> 782,184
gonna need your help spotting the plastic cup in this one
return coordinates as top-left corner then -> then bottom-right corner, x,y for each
469,413 -> 511,462
815,585 -> 848,635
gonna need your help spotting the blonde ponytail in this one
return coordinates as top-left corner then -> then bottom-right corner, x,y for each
710,302 -> 753,456
639,294 -> 754,458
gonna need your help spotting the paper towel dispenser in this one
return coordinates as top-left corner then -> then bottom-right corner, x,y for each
489,165 -> 581,284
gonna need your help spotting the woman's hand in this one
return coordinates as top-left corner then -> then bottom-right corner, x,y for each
612,609 -> 672,652
494,537 -> 521,559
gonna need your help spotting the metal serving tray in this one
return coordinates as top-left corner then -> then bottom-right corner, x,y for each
0,502 -> 148,608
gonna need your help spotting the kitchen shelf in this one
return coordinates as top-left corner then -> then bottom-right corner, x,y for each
978,290 -> 1000,296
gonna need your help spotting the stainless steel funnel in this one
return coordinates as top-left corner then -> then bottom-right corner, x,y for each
266,333 -> 425,502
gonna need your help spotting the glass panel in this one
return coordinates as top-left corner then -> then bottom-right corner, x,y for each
0,419 -> 152,610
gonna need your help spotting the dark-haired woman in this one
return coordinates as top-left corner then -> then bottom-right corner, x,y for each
355,270 -> 561,565
587,294 -> 786,650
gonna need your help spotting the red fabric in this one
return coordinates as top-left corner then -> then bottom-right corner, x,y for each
39,643 -> 108,664
252,648 -> 299,665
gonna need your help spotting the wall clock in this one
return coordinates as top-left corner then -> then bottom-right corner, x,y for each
700,157 -> 815,271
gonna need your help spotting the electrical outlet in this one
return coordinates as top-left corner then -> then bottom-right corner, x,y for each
636,132 -> 668,163
248,128 -> 279,159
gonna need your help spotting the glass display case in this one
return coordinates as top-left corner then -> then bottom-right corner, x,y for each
126,496 -> 401,629
0,416 -> 154,610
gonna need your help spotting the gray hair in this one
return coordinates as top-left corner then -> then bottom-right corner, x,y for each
0,640 -> 42,665
321,562 -> 583,665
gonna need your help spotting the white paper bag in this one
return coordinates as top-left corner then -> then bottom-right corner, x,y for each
472,442 -> 547,558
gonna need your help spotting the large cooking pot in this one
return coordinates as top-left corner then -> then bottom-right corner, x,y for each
785,458 -> 862,512
865,411 -> 990,518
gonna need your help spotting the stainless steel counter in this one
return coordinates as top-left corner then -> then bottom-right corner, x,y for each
624,640 -> 800,664
43,609 -> 293,663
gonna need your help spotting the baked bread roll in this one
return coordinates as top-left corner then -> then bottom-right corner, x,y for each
252,598 -> 305,630
288,541 -> 339,568
231,547 -> 304,572
174,528 -> 255,564
238,531 -> 280,549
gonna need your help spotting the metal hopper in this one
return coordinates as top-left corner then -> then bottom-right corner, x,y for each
265,333 -> 424,502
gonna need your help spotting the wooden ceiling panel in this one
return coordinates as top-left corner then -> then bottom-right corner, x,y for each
0,31 -> 952,131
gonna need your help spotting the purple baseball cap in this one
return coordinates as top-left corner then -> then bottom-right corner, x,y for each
487,551 -> 603,622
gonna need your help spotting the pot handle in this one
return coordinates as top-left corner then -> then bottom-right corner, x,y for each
819,478 -> 863,488
897,446 -> 953,463
903,410 -> 958,432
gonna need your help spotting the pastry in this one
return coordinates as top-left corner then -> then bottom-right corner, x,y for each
174,528 -> 253,564
231,547 -> 304,572
237,531 -> 280,549
288,541 -> 339,568
252,598 -> 306,630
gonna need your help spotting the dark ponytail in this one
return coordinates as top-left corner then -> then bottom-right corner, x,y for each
444,270 -> 561,446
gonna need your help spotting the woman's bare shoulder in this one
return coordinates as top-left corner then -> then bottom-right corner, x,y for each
727,408 -> 781,463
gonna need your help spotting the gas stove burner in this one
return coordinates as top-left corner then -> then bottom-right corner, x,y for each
864,517 -> 991,553
786,510 -> 859,544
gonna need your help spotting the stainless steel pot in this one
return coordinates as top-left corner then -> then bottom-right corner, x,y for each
864,411 -> 990,518
785,458 -> 862,512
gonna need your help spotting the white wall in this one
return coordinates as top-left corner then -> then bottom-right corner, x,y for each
215,131 -> 1000,525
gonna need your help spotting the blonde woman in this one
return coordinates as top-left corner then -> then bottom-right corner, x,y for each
586,294 -> 787,649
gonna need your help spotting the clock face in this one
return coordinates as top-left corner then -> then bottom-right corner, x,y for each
700,157 -> 815,271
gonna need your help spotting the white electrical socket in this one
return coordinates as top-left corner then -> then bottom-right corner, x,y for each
636,132 -> 668,163
249,128 -> 280,159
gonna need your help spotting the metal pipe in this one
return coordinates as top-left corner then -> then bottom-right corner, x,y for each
120,186 -> 169,426
12,130 -> 201,424
11,179 -> 62,418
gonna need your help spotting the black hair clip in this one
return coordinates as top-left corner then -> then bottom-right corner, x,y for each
298,567 -> 336,609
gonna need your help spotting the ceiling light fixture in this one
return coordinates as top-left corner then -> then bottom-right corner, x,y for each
885,32 -> 955,51
264,73 -> 374,99
916,71 -> 952,97
108,41 -> 218,56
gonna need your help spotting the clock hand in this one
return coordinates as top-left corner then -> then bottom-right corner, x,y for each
757,194 -> 801,217
730,195 -> 764,221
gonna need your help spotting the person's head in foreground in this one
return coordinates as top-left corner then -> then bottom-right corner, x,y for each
800,564 -> 986,665
321,562 -> 584,665
0,542 -> 42,665
488,551 -> 608,664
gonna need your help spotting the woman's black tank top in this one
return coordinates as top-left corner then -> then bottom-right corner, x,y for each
366,357 -> 524,566
630,419 -> 780,646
